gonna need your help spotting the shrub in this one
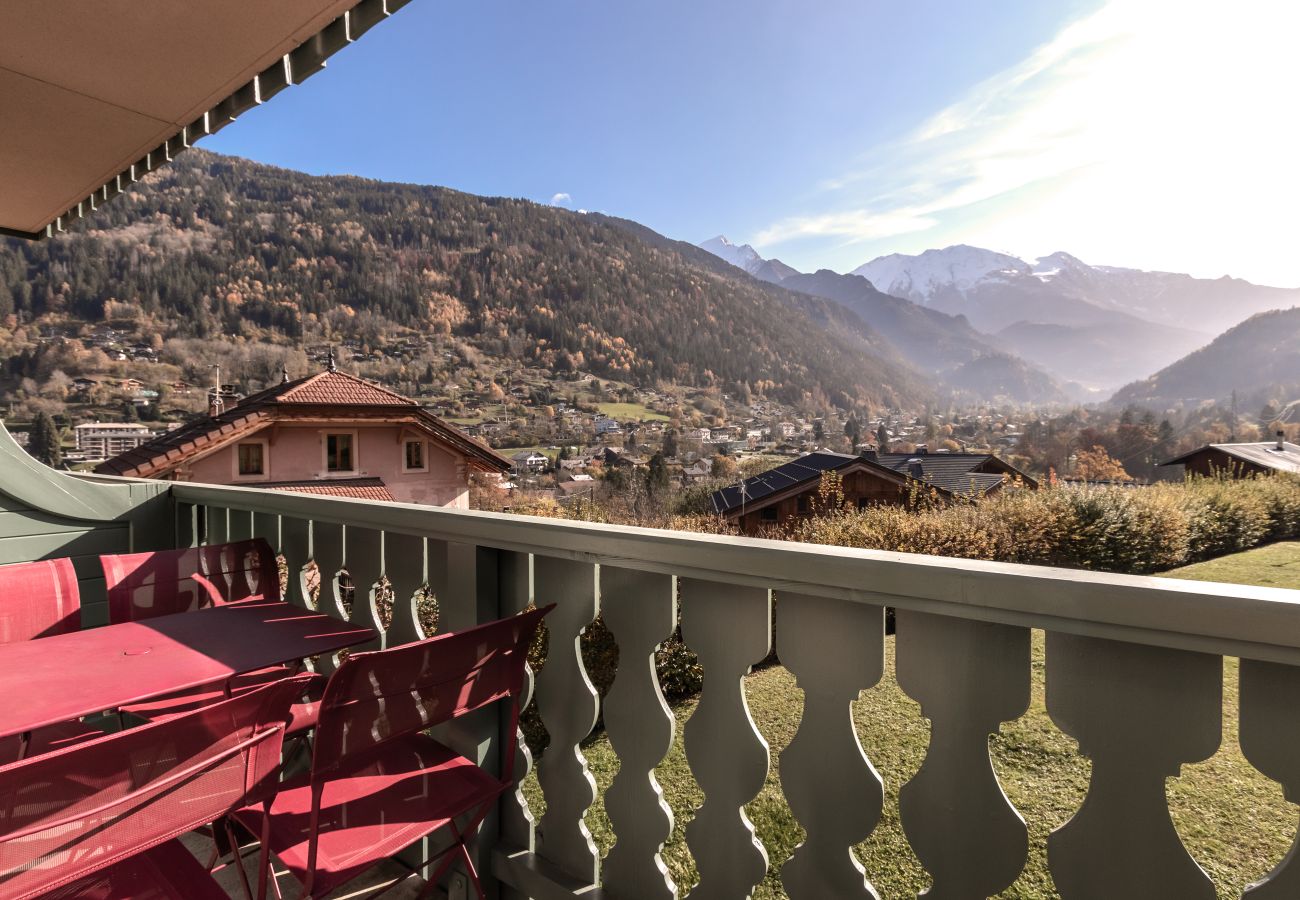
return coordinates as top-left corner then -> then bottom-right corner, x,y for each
1179,478 -> 1270,561
776,475 -> 1300,576
1055,485 -> 1189,574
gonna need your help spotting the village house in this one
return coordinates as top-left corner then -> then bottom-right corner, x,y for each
1160,432 -> 1300,477
95,364 -> 508,507
712,449 -> 1035,534
510,451 -> 550,475
682,459 -> 714,483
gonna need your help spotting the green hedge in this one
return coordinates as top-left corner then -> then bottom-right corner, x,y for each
782,473 -> 1300,575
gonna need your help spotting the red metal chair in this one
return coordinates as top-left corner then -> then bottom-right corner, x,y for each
100,540 -> 324,730
0,674 -> 311,900
0,559 -> 102,763
234,605 -> 553,900
102,538 -> 281,623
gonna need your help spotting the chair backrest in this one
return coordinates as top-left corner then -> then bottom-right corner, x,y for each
0,674 -> 309,900
311,605 -> 552,777
0,558 -> 80,644
101,538 -> 281,624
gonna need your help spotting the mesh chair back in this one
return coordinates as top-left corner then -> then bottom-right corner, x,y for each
0,675 -> 308,900
312,605 -> 552,775
102,538 -> 280,624
0,558 -> 80,643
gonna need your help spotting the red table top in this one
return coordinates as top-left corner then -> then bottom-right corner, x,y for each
0,600 -> 375,739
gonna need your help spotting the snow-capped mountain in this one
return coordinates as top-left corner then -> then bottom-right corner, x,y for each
853,244 -> 1299,336
852,245 -> 1030,303
699,235 -> 764,275
698,235 -> 804,286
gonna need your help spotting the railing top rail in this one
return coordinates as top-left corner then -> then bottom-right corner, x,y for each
169,480 -> 1300,664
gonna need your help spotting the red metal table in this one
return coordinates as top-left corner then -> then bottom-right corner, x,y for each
0,600 -> 374,740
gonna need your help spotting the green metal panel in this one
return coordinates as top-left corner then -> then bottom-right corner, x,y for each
0,494 -> 33,514
0,508 -> 109,539
0,528 -> 130,569
0,424 -> 173,626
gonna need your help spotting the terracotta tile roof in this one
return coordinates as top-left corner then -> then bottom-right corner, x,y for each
260,478 -> 396,502
93,369 -> 509,477
277,371 -> 415,406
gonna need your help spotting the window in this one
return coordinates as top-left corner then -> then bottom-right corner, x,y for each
796,495 -> 810,514
326,433 -> 354,472
761,506 -> 779,522
236,442 -> 264,476
404,439 -> 426,471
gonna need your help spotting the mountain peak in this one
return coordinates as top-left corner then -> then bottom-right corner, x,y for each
850,245 -> 1029,301
699,234 -> 763,273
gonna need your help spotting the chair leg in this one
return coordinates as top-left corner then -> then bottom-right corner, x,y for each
225,818 -> 256,900
414,841 -> 466,900
460,844 -> 486,900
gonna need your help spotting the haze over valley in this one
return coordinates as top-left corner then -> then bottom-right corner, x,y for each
701,236 -> 1300,398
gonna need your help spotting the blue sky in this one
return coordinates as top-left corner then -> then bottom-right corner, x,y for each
208,0 -> 1300,286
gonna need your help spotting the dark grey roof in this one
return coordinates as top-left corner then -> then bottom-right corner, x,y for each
1161,441 -> 1300,474
712,452 -> 857,514
871,453 -> 1011,496
710,451 -> 1015,515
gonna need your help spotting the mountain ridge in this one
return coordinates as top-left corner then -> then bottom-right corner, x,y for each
0,151 -> 932,413
1109,307 -> 1300,409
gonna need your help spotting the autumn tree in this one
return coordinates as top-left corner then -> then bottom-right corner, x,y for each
1073,445 -> 1131,482
711,454 -> 737,479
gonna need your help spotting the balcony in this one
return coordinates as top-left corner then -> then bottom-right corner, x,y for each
3,427 -> 1300,899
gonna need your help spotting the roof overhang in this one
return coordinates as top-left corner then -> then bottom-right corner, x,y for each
0,0 -> 412,239
714,457 -> 910,518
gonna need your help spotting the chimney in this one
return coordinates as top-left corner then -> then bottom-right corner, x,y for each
916,445 -> 929,455
908,458 -> 924,478
859,447 -> 878,462
1278,430 -> 1286,451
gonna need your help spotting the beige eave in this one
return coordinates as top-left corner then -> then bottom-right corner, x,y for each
0,0 -> 411,240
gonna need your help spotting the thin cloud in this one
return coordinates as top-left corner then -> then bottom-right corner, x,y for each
755,2 -> 1134,251
549,192 -> 573,207
750,0 -> 1300,285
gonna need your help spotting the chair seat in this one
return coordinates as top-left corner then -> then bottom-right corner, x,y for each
235,733 -> 504,897
122,668 -> 325,734
0,719 -> 105,763
36,838 -> 228,900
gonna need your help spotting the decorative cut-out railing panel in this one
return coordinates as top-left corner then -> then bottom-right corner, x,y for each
153,482 -> 1300,900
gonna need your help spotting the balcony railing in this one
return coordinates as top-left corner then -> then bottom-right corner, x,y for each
4,428 -> 1300,899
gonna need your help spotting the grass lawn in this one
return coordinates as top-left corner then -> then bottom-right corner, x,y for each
1161,541 -> 1300,590
523,544 -> 1300,898
596,401 -> 670,422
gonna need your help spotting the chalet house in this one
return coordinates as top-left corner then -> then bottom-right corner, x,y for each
682,460 -> 713,483
95,368 -> 508,507
712,449 -> 1035,534
1160,433 -> 1300,477
510,451 -> 549,474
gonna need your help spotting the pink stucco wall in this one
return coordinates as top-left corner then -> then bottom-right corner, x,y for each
180,424 -> 472,507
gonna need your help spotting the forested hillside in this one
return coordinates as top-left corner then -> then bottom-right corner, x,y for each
0,151 -> 928,411
1110,307 -> 1300,408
